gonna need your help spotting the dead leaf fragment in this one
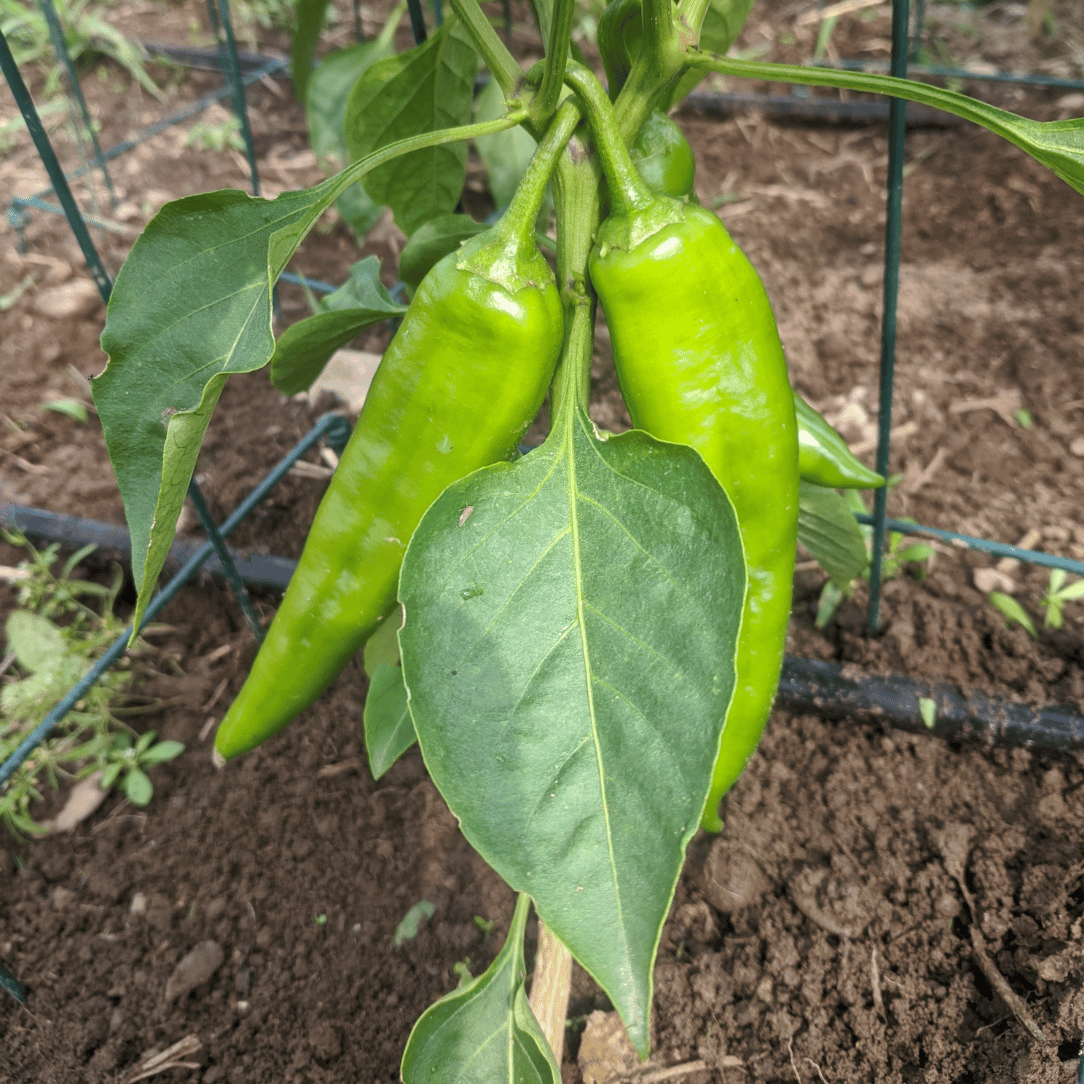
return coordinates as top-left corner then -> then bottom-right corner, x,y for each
48,772 -> 108,833
30,278 -> 102,319
164,941 -> 224,1003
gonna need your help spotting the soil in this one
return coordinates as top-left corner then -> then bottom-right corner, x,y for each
3,1 -> 1084,1082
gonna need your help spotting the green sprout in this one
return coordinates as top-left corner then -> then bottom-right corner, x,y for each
1040,568 -> 1084,629
988,591 -> 1037,640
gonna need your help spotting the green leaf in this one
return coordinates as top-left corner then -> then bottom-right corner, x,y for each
1057,578 -> 1084,602
398,411 -> 746,1056
815,580 -> 846,629
797,480 -> 869,589
93,112 -> 526,634
363,604 -> 403,674
123,767 -> 153,807
398,213 -> 488,289
1,661 -> 87,722
473,77 -> 540,211
290,0 -> 331,103
892,542 -> 934,566
988,591 -> 1038,639
305,9 -> 404,238
393,900 -> 436,946
5,610 -> 68,673
269,257 -> 405,395
95,182 -> 340,631
401,894 -> 560,1084
140,739 -> 186,765
99,761 -> 122,790
363,662 -> 416,779
344,18 -> 478,235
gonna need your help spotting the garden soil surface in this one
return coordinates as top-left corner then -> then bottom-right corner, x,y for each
3,2 -> 1084,1081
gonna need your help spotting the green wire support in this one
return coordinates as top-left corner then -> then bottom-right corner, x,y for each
854,515 -> 1084,579
0,961 -> 24,1004
36,0 -> 117,206
407,0 -> 428,43
186,477 -> 265,641
867,0 -> 909,634
206,0 -> 261,196
0,28 -> 112,301
0,412 -> 352,790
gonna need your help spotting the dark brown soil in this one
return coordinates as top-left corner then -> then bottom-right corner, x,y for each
3,2 -> 1084,1082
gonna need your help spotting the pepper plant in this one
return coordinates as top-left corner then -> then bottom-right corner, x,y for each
91,0 -> 1084,1074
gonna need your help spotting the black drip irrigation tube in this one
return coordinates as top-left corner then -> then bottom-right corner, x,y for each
777,658 -> 1084,755
5,498 -> 1084,757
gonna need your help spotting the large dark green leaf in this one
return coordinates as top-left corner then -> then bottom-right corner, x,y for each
305,3 -> 406,237
398,411 -> 746,1056
344,18 -> 478,235
95,181 -> 341,629
94,114 -> 526,632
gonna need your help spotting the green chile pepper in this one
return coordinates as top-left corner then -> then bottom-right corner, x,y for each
570,66 -> 797,832
795,394 -> 885,489
630,110 -> 696,199
214,109 -> 576,761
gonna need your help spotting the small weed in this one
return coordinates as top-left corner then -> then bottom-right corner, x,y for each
39,398 -> 89,423
185,114 -> 245,154
0,0 -> 165,100
988,591 -> 1038,639
1040,568 -> 1084,629
0,530 -> 183,836
815,489 -> 935,628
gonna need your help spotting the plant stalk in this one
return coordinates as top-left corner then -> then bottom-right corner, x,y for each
547,122 -> 600,427
330,111 -> 530,205
564,63 -> 654,215
529,919 -> 573,1065
499,100 -> 580,250
683,52 -> 1084,196
447,0 -> 524,96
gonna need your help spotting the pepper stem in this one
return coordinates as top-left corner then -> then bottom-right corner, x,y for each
563,62 -> 655,217
547,135 -> 600,428
495,99 -> 581,252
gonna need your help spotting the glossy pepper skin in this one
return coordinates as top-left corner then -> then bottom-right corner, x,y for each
795,394 -> 885,489
214,231 -> 563,760
589,199 -> 798,833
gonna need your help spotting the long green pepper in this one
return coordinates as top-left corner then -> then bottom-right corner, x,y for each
214,106 -> 580,761
569,66 -> 798,832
